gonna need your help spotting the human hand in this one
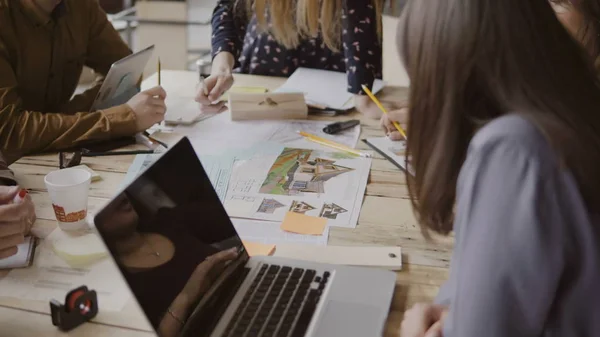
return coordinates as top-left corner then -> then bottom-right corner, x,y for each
380,106 -> 408,141
0,186 -> 36,259
159,248 -> 239,337
194,71 -> 234,114
126,86 -> 167,132
401,303 -> 448,337
179,248 -> 239,305
354,95 -> 384,119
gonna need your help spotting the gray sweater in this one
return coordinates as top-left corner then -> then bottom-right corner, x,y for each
436,115 -> 600,336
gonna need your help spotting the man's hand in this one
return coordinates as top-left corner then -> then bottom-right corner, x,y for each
126,86 -> 167,131
0,186 -> 36,259
401,303 -> 448,337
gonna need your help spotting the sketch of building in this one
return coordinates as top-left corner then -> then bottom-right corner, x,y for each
289,201 -> 316,214
284,158 -> 353,194
260,148 -> 355,196
319,203 -> 348,219
257,198 -> 286,214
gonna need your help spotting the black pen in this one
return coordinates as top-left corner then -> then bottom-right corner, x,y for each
82,150 -> 155,157
323,119 -> 360,134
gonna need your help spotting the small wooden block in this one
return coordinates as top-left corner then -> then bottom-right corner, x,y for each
229,92 -> 308,121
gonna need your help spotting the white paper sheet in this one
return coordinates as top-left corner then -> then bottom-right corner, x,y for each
275,68 -> 385,110
0,229 -> 130,311
0,237 -> 34,269
164,96 -> 217,125
223,144 -> 371,228
121,153 -> 233,202
232,219 -> 329,246
176,112 -> 361,156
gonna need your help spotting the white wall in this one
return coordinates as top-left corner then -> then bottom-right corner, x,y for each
382,14 -> 409,87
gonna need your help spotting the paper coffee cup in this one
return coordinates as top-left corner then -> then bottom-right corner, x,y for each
44,168 -> 92,232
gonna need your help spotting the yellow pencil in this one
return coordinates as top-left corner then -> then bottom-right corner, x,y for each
361,85 -> 407,139
298,131 -> 371,158
158,58 -> 161,86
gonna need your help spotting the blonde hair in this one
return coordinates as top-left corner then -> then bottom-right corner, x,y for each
244,0 -> 384,52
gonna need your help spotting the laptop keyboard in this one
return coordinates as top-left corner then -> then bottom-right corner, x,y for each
223,264 -> 331,337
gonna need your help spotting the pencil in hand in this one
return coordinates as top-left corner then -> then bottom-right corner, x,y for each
157,58 -> 162,86
361,85 -> 407,139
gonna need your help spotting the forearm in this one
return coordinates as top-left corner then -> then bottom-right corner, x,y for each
158,294 -> 193,337
211,52 -> 236,75
354,95 -> 383,119
0,104 -> 138,162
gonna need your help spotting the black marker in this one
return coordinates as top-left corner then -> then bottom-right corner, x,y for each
323,119 -> 360,135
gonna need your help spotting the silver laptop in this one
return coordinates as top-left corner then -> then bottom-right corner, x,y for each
90,45 -> 154,111
93,137 -> 396,337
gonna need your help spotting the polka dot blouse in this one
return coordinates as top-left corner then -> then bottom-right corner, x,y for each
211,0 -> 383,94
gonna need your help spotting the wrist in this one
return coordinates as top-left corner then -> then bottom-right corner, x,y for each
170,293 -> 193,319
212,52 -> 235,75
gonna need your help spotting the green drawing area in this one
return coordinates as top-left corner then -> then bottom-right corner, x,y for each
260,148 -> 312,195
260,148 -> 354,196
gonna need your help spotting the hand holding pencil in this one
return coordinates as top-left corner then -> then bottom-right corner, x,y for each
380,106 -> 409,141
361,85 -> 408,140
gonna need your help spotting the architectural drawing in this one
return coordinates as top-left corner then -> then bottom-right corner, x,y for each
289,201 -> 317,214
257,198 -> 286,214
319,203 -> 348,219
260,148 -> 354,196
223,143 -> 372,228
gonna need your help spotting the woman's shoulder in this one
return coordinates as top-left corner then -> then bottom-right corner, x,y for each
459,114 -> 566,190
468,114 -> 556,166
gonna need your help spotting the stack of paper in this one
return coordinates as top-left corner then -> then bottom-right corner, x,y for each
275,68 -> 385,110
0,237 -> 36,269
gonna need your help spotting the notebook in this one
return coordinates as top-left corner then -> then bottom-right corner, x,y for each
275,68 -> 385,110
0,236 -> 37,269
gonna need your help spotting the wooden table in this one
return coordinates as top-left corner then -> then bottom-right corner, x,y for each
0,71 -> 453,337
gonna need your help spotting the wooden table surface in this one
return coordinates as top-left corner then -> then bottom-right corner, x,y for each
0,71 -> 453,337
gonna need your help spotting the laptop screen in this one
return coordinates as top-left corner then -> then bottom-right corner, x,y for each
94,137 -> 245,333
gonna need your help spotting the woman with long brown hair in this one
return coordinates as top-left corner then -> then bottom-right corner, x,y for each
396,0 -> 600,336
196,0 -> 387,118
381,0 -> 600,141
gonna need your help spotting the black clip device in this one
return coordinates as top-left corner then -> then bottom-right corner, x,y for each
50,286 -> 98,331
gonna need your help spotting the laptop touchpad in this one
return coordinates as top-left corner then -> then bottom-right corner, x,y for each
312,300 -> 382,337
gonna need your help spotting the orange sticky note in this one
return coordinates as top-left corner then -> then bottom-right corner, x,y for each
242,240 -> 276,256
280,212 -> 327,235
